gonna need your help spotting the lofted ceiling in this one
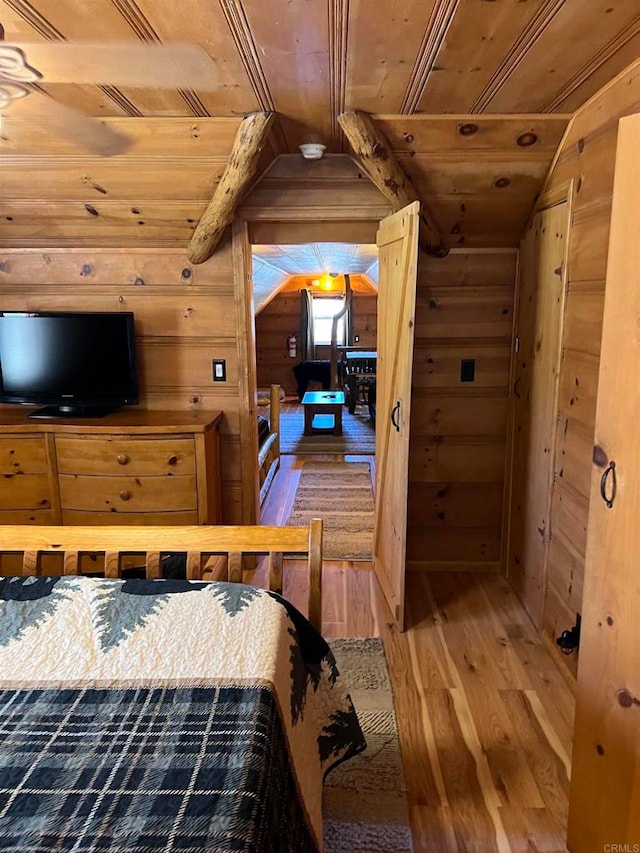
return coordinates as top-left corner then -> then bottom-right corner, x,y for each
0,1 -> 637,249
253,243 -> 378,277
252,243 -> 378,313
0,0 -> 638,149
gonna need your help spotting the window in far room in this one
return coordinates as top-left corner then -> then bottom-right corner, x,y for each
312,297 -> 345,345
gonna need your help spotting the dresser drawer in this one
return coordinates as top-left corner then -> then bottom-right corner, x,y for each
61,510 -> 198,526
59,474 -> 197,513
0,436 -> 48,474
0,474 -> 52,510
55,436 -> 196,477
0,508 -> 56,524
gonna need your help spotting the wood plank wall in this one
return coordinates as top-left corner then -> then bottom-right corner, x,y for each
407,249 -> 517,571
0,118 -> 277,249
538,59 -> 640,673
0,245 -> 247,523
255,277 -> 377,396
507,202 -> 570,632
241,154 -> 391,246
256,291 -> 300,395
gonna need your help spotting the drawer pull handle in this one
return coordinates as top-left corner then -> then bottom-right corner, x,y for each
119,490 -> 131,501
116,454 -> 129,466
168,455 -> 178,466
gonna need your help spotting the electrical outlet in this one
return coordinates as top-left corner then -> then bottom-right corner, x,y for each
460,359 -> 475,382
212,359 -> 226,382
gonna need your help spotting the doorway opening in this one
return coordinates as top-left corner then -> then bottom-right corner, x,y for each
252,241 -> 378,523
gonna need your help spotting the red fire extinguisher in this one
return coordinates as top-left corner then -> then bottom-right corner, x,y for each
287,334 -> 297,358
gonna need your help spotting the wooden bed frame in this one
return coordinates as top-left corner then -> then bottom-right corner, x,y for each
0,519 -> 323,630
258,384 -> 281,505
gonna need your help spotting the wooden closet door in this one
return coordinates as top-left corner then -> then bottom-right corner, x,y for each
374,201 -> 419,629
507,201 -> 569,627
568,114 -> 640,851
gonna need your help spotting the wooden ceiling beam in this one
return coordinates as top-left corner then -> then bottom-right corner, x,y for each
337,110 -> 448,258
187,111 -> 276,264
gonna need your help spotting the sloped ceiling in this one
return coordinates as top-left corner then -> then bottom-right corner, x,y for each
252,243 -> 378,313
0,1 -> 637,248
254,243 -> 378,276
1,0 -> 638,145
374,114 -> 569,248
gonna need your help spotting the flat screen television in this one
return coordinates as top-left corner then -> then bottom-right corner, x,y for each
0,311 -> 138,419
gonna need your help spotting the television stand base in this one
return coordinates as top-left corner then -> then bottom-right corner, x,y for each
27,405 -> 118,419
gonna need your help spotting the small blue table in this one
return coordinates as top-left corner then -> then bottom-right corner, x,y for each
302,391 -> 345,436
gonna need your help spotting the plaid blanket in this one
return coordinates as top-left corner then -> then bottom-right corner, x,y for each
0,576 -> 365,852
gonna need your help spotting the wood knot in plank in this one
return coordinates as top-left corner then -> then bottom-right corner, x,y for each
617,689 -> 640,708
592,445 -> 608,468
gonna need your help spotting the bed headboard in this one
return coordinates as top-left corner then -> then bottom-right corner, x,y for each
0,520 -> 323,630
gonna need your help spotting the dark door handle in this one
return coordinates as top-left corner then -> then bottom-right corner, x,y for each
600,461 -> 617,509
513,377 -> 521,399
391,400 -> 401,432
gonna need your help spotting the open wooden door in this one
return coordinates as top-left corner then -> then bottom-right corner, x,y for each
567,114 -> 640,852
373,201 -> 420,629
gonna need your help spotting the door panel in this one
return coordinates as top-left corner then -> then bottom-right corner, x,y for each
568,113 -> 640,852
508,201 -> 569,627
374,201 -> 420,629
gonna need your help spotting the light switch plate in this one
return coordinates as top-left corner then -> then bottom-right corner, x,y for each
212,359 -> 226,382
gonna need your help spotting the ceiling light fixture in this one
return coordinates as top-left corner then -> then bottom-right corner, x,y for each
298,143 -> 326,160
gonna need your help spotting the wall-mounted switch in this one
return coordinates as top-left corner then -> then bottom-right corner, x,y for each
212,359 -> 226,382
354,334 -> 360,343
460,359 -> 475,382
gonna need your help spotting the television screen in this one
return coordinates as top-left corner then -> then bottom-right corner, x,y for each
0,311 -> 138,418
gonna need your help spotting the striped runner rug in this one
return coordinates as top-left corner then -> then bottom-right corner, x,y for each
285,460 -> 374,560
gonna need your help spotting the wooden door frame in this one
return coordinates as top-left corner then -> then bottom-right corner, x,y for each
232,217 -> 261,526
502,180 -> 575,619
232,211 -> 388,523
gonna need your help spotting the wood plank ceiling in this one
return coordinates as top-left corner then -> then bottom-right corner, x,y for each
0,0 -> 638,247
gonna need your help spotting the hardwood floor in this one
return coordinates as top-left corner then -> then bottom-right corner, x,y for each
260,452 -> 575,852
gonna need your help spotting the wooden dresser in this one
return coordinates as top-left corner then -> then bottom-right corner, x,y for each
0,410 -> 222,526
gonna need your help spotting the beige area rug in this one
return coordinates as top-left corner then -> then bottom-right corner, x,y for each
279,410 -> 376,455
324,638 -> 413,853
285,461 -> 374,560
